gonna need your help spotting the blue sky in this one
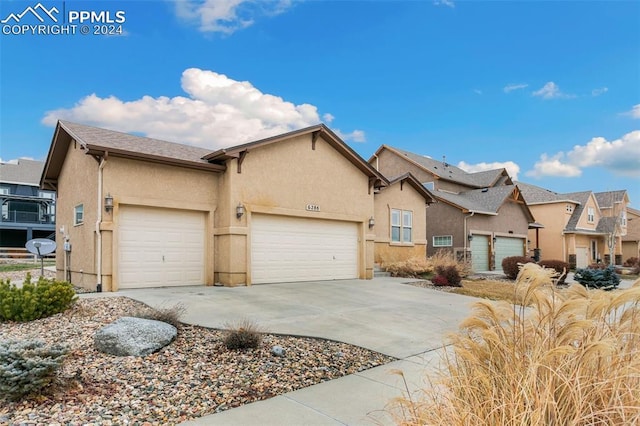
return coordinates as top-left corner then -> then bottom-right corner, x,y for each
1,0 -> 639,207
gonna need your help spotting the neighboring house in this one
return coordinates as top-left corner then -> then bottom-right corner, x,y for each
373,173 -> 435,265
518,182 -> 630,268
41,121 -> 388,291
622,207 -> 640,262
0,159 -> 56,247
369,145 -> 536,272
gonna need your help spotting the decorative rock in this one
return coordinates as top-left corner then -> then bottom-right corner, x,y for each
271,345 -> 286,357
94,317 -> 177,357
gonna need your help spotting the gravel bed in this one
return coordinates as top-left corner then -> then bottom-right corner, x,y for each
0,267 -> 56,283
0,297 -> 394,425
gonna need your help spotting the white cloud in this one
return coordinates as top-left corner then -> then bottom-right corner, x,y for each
175,0 -> 292,34
532,81 -> 575,99
526,130 -> 640,178
627,104 -> 640,119
503,83 -> 528,93
335,129 -> 365,143
322,113 -> 335,123
433,0 -> 455,8
591,87 -> 608,97
42,68 -> 365,148
458,160 -> 521,181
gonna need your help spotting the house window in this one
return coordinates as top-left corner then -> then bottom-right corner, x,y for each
74,204 -> 84,225
423,181 -> 435,190
433,235 -> 453,247
621,210 -> 627,226
391,209 -> 413,243
587,207 -> 595,223
0,187 -> 9,195
566,204 -> 573,213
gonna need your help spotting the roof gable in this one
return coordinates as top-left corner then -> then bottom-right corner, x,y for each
380,172 -> 435,203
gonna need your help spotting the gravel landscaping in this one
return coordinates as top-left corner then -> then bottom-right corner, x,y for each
0,273 -> 395,425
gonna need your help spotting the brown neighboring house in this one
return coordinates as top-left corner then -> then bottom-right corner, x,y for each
369,145 -> 536,272
622,207 -> 640,262
518,182 -> 630,267
41,121 -> 388,291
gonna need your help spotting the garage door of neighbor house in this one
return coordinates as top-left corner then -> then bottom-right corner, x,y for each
470,235 -> 490,272
118,206 -> 205,289
251,214 -> 358,284
495,236 -> 525,273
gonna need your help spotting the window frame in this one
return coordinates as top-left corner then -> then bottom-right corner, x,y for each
390,208 -> 413,244
433,235 -> 453,247
74,204 -> 84,226
587,207 -> 595,223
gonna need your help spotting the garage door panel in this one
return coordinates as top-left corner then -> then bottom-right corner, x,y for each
119,206 -> 205,289
251,214 -> 358,284
471,235 -> 490,272
495,237 -> 525,273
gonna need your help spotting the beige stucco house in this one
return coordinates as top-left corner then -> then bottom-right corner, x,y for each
369,145 -> 536,272
41,121 -> 394,291
622,207 -> 640,262
518,182 -> 630,268
372,173 -> 434,265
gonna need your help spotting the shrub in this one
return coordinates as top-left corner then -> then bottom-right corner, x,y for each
0,339 -> 68,400
384,257 -> 433,278
501,256 -> 534,280
0,274 -> 77,322
574,265 -> 620,290
131,302 -> 186,329
623,257 -> 639,267
223,319 -> 262,350
429,249 -> 471,278
431,275 -> 449,286
434,265 -> 462,287
389,263 -> 640,424
538,259 -> 569,284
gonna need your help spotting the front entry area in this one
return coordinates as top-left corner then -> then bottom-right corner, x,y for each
250,214 -> 359,284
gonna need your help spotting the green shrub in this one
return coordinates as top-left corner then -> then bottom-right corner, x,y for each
131,302 -> 186,329
0,274 -> 77,322
574,265 -> 620,290
502,256 -> 534,280
434,265 -> 462,286
223,319 -> 262,350
538,259 -> 570,284
0,339 -> 68,400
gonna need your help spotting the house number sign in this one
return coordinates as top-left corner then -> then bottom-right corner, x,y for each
306,204 -> 320,212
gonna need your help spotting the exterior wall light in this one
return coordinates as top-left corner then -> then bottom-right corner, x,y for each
468,233 -> 473,241
493,236 -> 497,244
368,216 -> 375,229
104,193 -> 114,212
236,203 -> 245,219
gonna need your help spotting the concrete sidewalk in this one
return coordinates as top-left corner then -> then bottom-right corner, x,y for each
117,278 -> 473,425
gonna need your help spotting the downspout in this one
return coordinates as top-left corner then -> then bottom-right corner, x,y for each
96,155 -> 107,292
463,211 -> 475,262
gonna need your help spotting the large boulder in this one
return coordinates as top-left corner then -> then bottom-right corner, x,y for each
94,317 -> 177,357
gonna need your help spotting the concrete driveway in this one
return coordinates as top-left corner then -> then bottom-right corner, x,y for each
118,276 -> 477,359
115,277 -> 478,424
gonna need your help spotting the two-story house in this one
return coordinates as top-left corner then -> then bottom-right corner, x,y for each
369,145 -> 536,273
0,159 -> 56,247
518,182 -> 629,268
622,207 -> 639,262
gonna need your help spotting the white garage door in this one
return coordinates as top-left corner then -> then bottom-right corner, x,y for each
471,235 -> 490,272
495,236 -> 525,273
119,206 -> 205,288
251,214 -> 358,284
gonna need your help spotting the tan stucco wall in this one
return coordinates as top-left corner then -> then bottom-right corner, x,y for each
425,201 -> 464,257
216,134 -> 375,285
526,202 -> 575,260
622,209 -> 640,261
576,195 -> 601,229
373,181 -> 427,265
55,141 -> 100,290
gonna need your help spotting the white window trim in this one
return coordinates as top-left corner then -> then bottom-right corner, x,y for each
587,207 -> 595,223
74,204 -> 84,226
433,235 -> 453,247
390,208 -> 413,244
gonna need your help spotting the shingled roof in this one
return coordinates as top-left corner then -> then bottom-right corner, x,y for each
378,145 -> 510,188
562,191 -> 594,232
516,181 -> 580,205
0,159 -> 44,186
430,185 -> 534,222
594,190 -> 628,209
